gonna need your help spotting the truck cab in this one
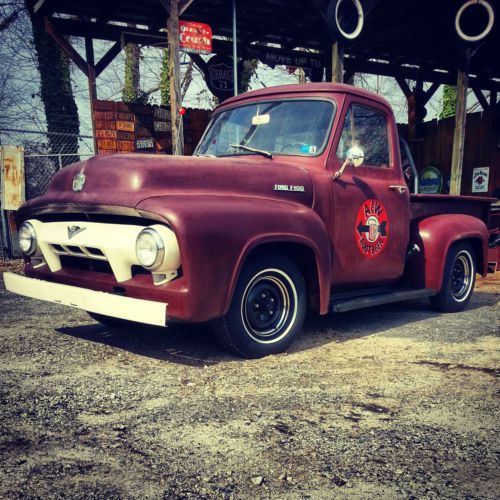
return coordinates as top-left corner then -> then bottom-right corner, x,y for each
4,84 -> 493,357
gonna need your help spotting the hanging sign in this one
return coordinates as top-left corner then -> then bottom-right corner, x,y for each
248,47 -> 324,71
205,54 -> 235,100
179,21 -> 212,54
419,166 -> 443,194
472,167 -> 489,193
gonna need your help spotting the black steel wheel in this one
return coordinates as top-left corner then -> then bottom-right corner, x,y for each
430,242 -> 476,312
214,253 -> 307,358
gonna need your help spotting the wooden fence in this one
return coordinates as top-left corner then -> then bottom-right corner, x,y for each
399,109 -> 499,197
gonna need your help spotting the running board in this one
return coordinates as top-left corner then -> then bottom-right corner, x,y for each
330,288 -> 436,313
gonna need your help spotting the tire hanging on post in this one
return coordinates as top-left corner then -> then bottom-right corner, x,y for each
454,0 -> 495,43
327,0 -> 365,41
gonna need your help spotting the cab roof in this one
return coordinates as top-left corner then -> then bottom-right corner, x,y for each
220,83 -> 392,110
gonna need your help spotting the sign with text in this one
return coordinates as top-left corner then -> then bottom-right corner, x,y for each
419,166 -> 443,194
205,54 -> 235,100
179,21 -> 212,54
472,167 -> 489,193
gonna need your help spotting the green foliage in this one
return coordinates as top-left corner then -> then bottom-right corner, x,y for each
440,85 -> 457,119
239,59 -> 258,94
26,0 -> 79,164
122,44 -> 141,103
160,48 -> 170,107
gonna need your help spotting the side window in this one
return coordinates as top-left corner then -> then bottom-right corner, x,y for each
336,104 -> 390,167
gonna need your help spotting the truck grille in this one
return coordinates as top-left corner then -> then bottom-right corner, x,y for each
50,244 -> 106,260
59,255 -> 113,274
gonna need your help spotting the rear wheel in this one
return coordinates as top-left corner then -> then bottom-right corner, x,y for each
213,254 -> 307,358
430,242 -> 476,312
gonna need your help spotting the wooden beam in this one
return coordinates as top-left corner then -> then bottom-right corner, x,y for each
395,76 -> 412,99
473,88 -> 490,111
95,41 -> 122,77
179,0 -> 196,16
168,0 -> 184,155
332,41 -> 344,83
308,0 -> 336,39
344,58 -> 500,92
450,62 -> 469,195
33,0 -> 55,15
188,53 -> 208,75
44,17 -> 89,77
422,82 -> 440,105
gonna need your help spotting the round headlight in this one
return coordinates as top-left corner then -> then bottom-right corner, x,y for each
18,222 -> 37,256
135,228 -> 165,270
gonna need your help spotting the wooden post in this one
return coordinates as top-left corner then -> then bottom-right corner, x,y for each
168,0 -> 184,155
85,37 -> 98,154
331,41 -> 344,83
450,55 -> 470,195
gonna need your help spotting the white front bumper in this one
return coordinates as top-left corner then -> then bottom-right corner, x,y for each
3,272 -> 167,327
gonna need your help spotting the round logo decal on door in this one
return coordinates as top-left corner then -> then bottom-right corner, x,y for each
355,199 -> 389,258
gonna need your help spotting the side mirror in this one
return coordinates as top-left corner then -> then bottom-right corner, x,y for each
334,146 -> 364,180
346,146 -> 364,167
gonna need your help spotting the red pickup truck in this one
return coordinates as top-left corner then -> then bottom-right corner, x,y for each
4,83 -> 495,357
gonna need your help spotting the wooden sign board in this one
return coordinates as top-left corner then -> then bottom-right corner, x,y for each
136,139 -> 155,150
116,121 -> 135,132
93,100 -> 174,155
179,20 -> 212,54
0,145 -> 25,211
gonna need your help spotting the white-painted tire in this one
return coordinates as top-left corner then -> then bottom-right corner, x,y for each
213,253 -> 306,358
430,242 -> 476,312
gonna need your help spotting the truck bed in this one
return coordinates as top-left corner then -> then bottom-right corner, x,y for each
410,194 -> 495,228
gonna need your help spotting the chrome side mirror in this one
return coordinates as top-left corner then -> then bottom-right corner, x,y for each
347,146 -> 364,167
334,146 -> 364,180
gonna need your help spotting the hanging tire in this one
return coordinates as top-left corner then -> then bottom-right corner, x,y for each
429,242 -> 476,312
213,253 -> 307,358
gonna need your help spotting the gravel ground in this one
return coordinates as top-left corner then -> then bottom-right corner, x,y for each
0,263 -> 499,499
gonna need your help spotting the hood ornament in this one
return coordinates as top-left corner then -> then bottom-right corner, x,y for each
72,172 -> 86,192
68,226 -> 86,239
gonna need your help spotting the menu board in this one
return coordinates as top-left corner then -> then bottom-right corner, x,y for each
93,100 -> 172,155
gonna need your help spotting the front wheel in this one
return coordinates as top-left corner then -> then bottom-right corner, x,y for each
429,242 -> 476,312
213,254 -> 307,358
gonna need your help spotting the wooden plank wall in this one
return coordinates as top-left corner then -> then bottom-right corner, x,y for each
399,109 -> 499,197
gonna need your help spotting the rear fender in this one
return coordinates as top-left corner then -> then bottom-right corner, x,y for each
407,214 -> 489,291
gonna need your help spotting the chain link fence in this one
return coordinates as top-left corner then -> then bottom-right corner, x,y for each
0,128 -> 95,199
0,128 -> 94,260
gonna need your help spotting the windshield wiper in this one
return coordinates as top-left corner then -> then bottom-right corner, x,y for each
229,143 -> 273,159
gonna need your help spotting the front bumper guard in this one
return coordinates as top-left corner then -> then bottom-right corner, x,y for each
3,272 -> 167,327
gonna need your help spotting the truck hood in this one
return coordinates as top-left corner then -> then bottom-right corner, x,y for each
23,154 -> 314,213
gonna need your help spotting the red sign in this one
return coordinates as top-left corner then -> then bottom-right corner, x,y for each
355,199 -> 389,259
179,20 -> 212,54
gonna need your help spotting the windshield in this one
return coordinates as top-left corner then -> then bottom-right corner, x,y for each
195,99 -> 335,157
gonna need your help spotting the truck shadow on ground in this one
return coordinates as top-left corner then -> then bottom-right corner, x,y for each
56,291 -> 498,367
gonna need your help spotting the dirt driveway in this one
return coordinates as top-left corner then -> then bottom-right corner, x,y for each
1,264 -> 499,499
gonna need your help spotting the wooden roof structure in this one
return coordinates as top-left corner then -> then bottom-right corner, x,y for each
31,0 -> 500,90
29,0 -> 499,195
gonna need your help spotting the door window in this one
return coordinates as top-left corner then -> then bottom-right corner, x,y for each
336,104 -> 390,167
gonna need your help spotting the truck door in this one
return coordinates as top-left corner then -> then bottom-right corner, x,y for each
329,97 -> 410,289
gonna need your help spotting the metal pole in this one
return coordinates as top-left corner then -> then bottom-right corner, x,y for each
232,0 -> 238,95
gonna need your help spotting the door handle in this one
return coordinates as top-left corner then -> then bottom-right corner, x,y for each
389,185 -> 407,194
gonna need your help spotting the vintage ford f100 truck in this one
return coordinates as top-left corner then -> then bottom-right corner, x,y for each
3,83 -> 495,357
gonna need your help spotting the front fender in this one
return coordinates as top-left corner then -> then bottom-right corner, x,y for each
407,214 -> 489,291
137,195 -> 332,321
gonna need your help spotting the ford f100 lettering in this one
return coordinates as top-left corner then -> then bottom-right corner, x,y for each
4,83 -> 496,358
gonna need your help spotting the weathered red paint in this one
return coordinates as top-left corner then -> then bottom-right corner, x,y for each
17,84 -> 493,322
